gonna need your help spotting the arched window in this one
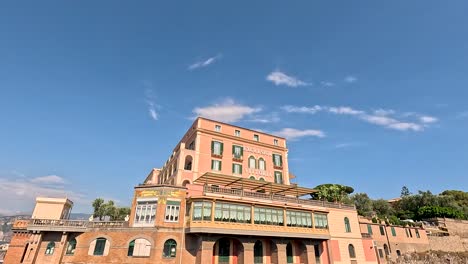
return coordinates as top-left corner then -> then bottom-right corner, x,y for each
254,240 -> 263,264
259,177 -> 265,181
45,241 -> 55,255
91,237 -> 107,256
128,238 -> 151,257
286,242 -> 293,263
344,217 -> 351,233
258,158 -> 266,170
348,244 -> 356,259
249,156 -> 256,169
66,238 -> 77,255
184,155 -> 193,170
163,239 -> 177,258
249,176 -> 256,180
384,244 -> 389,256
182,180 -> 190,187
396,250 -> 401,256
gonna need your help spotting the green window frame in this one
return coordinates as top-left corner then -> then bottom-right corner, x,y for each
367,224 -> 373,235
344,217 -> 351,233
273,154 -> 283,167
391,227 -> 396,236
93,238 -> 106,256
274,171 -> 283,184
211,160 -> 222,171
162,239 -> 177,258
66,238 -> 76,255
45,241 -> 55,255
232,163 -> 242,175
211,141 -> 223,155
379,226 -> 385,236
127,240 -> 135,256
232,145 -> 243,159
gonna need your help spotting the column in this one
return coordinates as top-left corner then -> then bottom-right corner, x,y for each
275,241 -> 288,264
243,240 -> 255,264
200,237 -> 216,264
305,243 -> 317,264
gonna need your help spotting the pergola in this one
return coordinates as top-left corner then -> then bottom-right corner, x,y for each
194,172 -> 317,197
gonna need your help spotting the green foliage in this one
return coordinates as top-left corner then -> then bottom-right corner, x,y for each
92,198 -> 130,221
372,199 -> 395,218
400,186 -> 411,197
417,206 -> 465,219
310,184 -> 354,203
350,193 -> 373,217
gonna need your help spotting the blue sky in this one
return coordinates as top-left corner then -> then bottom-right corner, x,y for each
1,1 -> 467,214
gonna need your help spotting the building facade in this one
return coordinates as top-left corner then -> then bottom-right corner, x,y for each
4,117 -> 428,264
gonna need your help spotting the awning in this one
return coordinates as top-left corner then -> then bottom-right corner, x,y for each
193,172 -> 316,197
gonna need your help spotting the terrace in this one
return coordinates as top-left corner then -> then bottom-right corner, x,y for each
24,219 -> 128,232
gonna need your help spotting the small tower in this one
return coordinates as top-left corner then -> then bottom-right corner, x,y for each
31,197 -> 73,220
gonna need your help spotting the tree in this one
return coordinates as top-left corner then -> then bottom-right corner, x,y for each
372,199 -> 395,218
400,186 -> 411,197
310,184 -> 354,203
351,193 -> 373,217
92,198 -> 130,221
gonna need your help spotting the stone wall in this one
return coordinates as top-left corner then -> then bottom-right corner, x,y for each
428,235 -> 468,252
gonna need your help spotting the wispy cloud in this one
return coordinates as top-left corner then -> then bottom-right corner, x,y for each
456,111 -> 468,119
188,54 -> 222,70
344,75 -> 358,83
266,71 -> 309,87
0,173 -> 89,215
144,88 -> 159,121
193,98 -> 262,123
273,128 -> 325,140
320,81 -> 335,87
281,104 -> 438,132
31,175 -> 65,184
334,142 -> 362,149
246,112 -> 281,123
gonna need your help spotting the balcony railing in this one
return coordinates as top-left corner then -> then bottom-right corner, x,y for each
204,185 -> 355,210
27,219 -> 128,231
361,232 -> 372,239
12,219 -> 29,230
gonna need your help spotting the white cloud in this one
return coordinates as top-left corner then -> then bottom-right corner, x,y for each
281,105 -> 322,114
31,175 -> 65,184
334,142 -> 361,149
247,112 -> 280,123
266,71 -> 309,87
320,81 -> 335,87
145,88 -> 159,121
0,173 -> 89,214
193,98 -> 262,123
281,104 -> 437,132
419,116 -> 438,124
344,75 -> 357,83
273,128 -> 325,140
328,106 -> 364,115
188,54 -> 222,70
456,111 -> 468,119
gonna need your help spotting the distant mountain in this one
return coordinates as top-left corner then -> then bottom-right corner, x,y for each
69,213 -> 92,220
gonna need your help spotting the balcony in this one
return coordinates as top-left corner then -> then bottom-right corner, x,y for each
12,220 -> 29,230
203,185 -> 355,210
187,220 -> 330,239
26,219 -> 128,232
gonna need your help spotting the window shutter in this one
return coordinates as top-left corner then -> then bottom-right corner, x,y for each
232,164 -> 235,173
211,160 -> 214,170
232,145 -> 235,154
211,141 -> 214,153
220,143 -> 224,155
240,147 -> 243,157
279,155 -> 283,166
240,165 -> 242,173
272,154 -> 276,165
219,161 -> 222,171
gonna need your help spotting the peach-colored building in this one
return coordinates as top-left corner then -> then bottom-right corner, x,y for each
5,117 -> 421,264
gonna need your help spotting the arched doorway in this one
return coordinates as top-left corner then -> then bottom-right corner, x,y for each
184,155 -> 193,170
214,238 -> 244,264
286,242 -> 293,264
254,240 -> 263,264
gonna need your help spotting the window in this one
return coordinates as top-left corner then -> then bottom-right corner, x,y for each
273,154 -> 283,167
66,238 -> 76,255
255,207 -> 284,226
215,125 -> 221,132
274,171 -> 283,184
396,250 -> 401,256
211,160 -> 222,171
192,201 -> 212,221
344,217 -> 351,233
286,242 -> 293,264
45,241 -> 55,255
211,141 -> 223,156
405,228 -> 409,237
258,158 -> 266,170
165,201 -> 181,222
218,238 -> 230,263
253,134 -> 259,141
128,238 -> 151,257
163,239 -> 177,258
348,244 -> 356,259
408,228 -> 413,238
215,202 -> 251,223
286,210 -> 312,228
415,229 -> 420,238
254,241 -> 263,264
187,141 -> 195,150
274,139 -> 279,146
235,130 -> 240,137
314,213 -> 328,229
232,163 -> 242,175
249,156 -> 256,169
379,225 -> 385,236
134,200 -> 157,225
93,238 -> 107,256
384,244 -> 389,256
259,177 -> 265,181
378,249 -> 384,258
391,227 -> 396,236
232,145 -> 243,159
367,224 -> 373,235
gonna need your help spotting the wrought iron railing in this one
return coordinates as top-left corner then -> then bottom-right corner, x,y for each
203,185 -> 355,210
28,219 -> 128,229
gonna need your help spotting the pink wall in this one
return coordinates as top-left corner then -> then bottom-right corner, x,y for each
330,240 -> 341,262
362,239 -> 377,262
